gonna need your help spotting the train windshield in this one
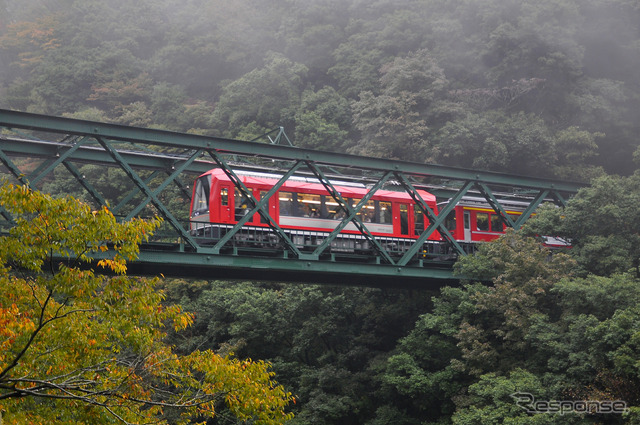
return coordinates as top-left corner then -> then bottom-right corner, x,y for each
192,175 -> 212,217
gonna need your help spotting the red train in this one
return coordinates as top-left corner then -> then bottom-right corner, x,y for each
189,169 -> 556,258
439,196 -> 526,243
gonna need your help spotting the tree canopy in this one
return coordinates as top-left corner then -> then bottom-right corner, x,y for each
1,0 -> 638,175
0,183 -> 294,425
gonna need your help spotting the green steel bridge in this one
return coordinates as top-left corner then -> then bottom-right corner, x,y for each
0,109 -> 584,288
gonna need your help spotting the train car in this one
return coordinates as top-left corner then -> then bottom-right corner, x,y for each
439,196 -> 570,248
438,196 -> 528,243
190,169 -> 441,255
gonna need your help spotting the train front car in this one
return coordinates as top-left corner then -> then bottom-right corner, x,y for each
189,172 -> 213,235
189,169 -> 442,259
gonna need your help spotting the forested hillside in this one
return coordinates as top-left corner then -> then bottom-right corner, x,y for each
2,0 -> 639,176
1,0 -> 639,424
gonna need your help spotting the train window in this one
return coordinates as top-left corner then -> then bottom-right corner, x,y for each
332,205 -> 348,220
235,188 -> 253,220
220,188 -> 228,206
192,175 -> 211,216
350,198 -> 362,221
318,195 -> 330,219
325,197 -> 342,219
491,214 -> 504,232
379,201 -> 392,224
296,193 -> 321,217
476,213 -> 489,231
445,210 -> 456,231
279,191 -> 294,216
360,200 -> 376,223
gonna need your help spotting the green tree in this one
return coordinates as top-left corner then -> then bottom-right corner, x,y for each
350,49 -> 449,162
328,1 -> 432,98
150,82 -> 187,131
278,0 -> 350,79
434,111 -> 558,175
0,183 -> 293,424
525,173 -> 640,277
552,126 -> 604,180
451,369 -> 575,425
210,53 -> 308,138
163,280 -> 433,425
380,221 -> 640,424
294,86 -> 351,151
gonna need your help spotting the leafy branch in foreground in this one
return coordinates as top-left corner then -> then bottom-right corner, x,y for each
0,183 -> 294,425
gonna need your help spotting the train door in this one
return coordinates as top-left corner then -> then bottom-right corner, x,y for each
413,205 -> 425,237
463,210 -> 471,242
258,189 -> 274,225
399,204 -> 409,236
218,185 -> 233,223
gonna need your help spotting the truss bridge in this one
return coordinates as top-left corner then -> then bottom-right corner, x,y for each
0,109 -> 584,288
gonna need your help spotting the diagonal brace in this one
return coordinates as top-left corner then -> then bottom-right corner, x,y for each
209,152 -> 303,257
125,150 -> 202,220
0,204 -> 14,224
306,163 -> 396,264
96,137 -> 200,249
0,147 -> 28,185
396,175 -> 470,265
112,170 -> 161,215
171,174 -> 193,200
474,182 -> 517,228
62,161 -> 108,208
29,136 -> 90,185
549,190 -> 567,207
514,189 -> 549,229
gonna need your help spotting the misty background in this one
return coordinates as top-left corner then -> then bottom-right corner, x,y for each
1,0 -> 639,178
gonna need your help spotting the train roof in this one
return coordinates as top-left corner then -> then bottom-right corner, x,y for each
204,168 -> 436,203
437,195 -> 534,211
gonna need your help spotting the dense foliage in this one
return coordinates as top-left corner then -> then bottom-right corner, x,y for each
0,184 -> 294,424
1,0 -> 639,176
1,0 -> 640,423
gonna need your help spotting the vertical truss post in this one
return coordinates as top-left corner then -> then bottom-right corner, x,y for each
96,137 -> 200,249
209,152 -> 304,257
396,175 -> 470,265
